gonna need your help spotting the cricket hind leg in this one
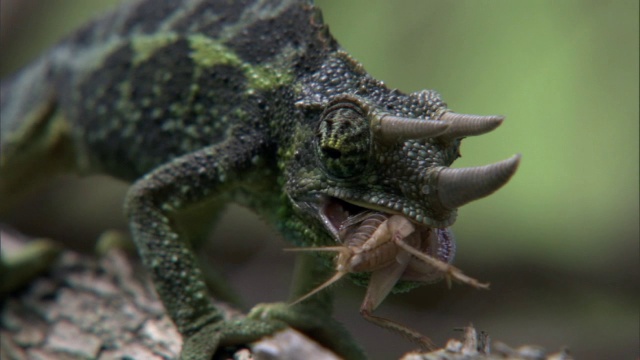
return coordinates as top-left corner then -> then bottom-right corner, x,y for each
360,308 -> 437,350
358,247 -> 438,350
357,217 -> 485,349
358,231 -> 488,350
395,237 -> 489,289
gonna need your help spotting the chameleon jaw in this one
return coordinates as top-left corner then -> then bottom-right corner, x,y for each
317,195 -> 414,242
319,197 -> 369,241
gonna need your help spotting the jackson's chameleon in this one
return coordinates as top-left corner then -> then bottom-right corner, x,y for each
0,0 -> 520,358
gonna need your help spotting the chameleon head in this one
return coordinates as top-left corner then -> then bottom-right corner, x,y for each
285,90 -> 520,243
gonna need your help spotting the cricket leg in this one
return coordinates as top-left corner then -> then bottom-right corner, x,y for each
395,238 -> 489,289
358,248 -> 437,350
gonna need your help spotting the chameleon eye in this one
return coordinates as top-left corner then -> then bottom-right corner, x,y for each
316,101 -> 371,178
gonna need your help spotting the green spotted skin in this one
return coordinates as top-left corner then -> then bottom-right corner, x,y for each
0,0 -> 465,358
3,0 -> 332,180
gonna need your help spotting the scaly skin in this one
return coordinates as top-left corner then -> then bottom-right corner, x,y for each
0,1 -> 519,359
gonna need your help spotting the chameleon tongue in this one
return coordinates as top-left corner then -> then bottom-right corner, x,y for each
323,200 -> 350,230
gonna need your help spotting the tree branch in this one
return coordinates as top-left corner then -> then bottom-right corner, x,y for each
1,232 -> 572,360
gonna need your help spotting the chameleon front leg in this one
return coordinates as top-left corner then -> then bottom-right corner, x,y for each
124,139 -> 283,360
249,252 -> 367,360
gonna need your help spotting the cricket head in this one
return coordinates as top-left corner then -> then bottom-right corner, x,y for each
284,52 -> 520,247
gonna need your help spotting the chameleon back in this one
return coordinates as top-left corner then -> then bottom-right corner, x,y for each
1,0 -> 335,182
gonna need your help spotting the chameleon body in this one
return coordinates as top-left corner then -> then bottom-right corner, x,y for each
0,0 -> 520,358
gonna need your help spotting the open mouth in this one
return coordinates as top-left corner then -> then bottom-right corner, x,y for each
319,196 -> 396,241
318,196 -> 455,265
321,197 -> 369,238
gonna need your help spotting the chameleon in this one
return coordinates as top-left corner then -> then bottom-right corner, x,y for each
0,0 -> 521,359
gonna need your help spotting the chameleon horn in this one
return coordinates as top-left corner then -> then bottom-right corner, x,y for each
438,112 -> 504,140
436,154 -> 521,209
375,115 -> 449,143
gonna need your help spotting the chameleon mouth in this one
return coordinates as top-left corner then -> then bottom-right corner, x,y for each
320,196 -> 408,241
319,196 -> 455,265
321,197 -> 367,238
320,197 -> 386,242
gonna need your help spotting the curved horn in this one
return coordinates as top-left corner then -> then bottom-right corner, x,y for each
375,115 -> 449,144
437,154 -> 521,209
438,112 -> 504,140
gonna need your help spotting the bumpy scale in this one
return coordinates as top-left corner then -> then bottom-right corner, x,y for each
0,0 -> 520,359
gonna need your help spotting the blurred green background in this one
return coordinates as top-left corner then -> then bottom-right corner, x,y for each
1,1 -> 637,359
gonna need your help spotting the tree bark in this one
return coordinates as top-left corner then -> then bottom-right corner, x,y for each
0,232 -> 572,360
0,232 -> 340,360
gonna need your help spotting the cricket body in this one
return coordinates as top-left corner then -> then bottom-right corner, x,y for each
290,211 -> 485,349
0,0 -> 520,359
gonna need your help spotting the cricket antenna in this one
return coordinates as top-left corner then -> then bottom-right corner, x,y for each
289,270 -> 348,306
285,246 -> 354,305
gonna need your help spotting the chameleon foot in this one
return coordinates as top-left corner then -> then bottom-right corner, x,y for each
248,302 -> 366,360
95,229 -> 134,256
181,318 -> 285,360
0,230 -> 61,297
